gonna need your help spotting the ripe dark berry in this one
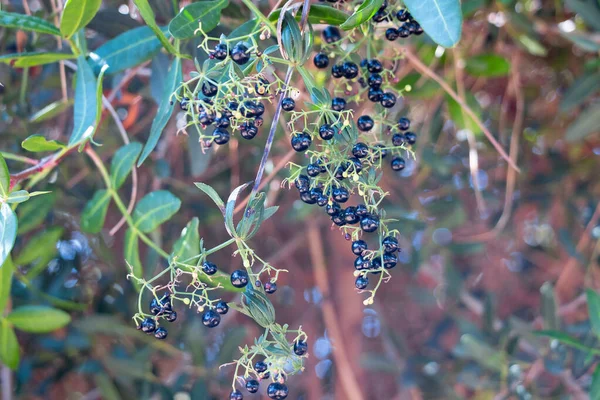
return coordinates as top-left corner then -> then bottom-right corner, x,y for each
316,194 -> 328,207
267,382 -> 289,399
392,133 -> 405,146
141,318 -> 156,333
300,191 -> 317,204
307,163 -> 321,177
331,97 -> 346,111
382,236 -> 399,252
374,144 -> 388,158
231,269 -> 249,288
216,300 -> 229,315
396,9 -> 411,21
380,92 -> 396,108
230,390 -> 243,400
150,298 -> 162,315
352,142 -> 369,158
213,43 -> 228,60
294,340 -> 308,356
391,156 -> 406,171
165,311 -> 177,322
230,42 -> 250,65
254,77 -> 270,95
343,206 -> 359,224
405,21 -> 420,33
202,81 -> 218,97
367,59 -> 383,73
354,255 -> 369,270
322,26 -> 341,43
215,117 -> 230,128
383,252 -> 397,269
368,88 -> 384,102
358,76 -> 367,88
349,157 -> 362,173
398,117 -> 411,131
264,281 -> 277,294
254,360 -> 268,373
309,187 -> 323,202
367,73 -> 383,89
372,9 -> 387,23
332,186 -> 349,203
357,115 -> 374,132
331,64 -> 344,78
414,24 -> 424,35
352,239 -> 368,255
356,204 -> 368,217
342,61 -> 359,79
398,26 -> 411,38
291,132 -> 312,152
313,52 -> 329,69
246,379 -> 260,393
334,162 -> 349,180
241,100 -> 264,118
282,97 -> 295,111
360,214 -> 380,232
331,213 -> 346,226
295,175 -> 310,193
180,97 -> 189,111
355,275 -> 369,289
202,309 -> 221,327
240,123 -> 258,140
198,111 -> 215,126
319,124 -> 335,140
154,327 -> 168,339
326,202 -> 341,216
404,131 -> 417,144
213,128 -> 230,145
385,28 -> 399,41
202,261 -> 218,275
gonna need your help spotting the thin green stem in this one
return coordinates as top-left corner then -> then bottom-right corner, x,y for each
239,0 -> 277,34
19,68 -> 29,107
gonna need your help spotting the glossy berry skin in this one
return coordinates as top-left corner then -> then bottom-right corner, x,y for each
165,311 -> 177,322
291,132 -> 312,152
202,261 -> 218,275
141,318 -> 156,333
254,360 -> 268,373
383,252 -> 398,269
355,204 -> 368,217
300,191 -> 317,204
150,298 -> 162,315
367,59 -> 383,73
242,100 -> 264,117
385,28 -> 399,41
360,214 -> 380,232
307,163 -> 321,177
392,133 -> 405,146
216,300 -> 229,315
326,202 -> 342,216
398,26 -> 411,38
368,88 -> 383,102
313,52 -> 329,69
202,81 -> 218,97
357,115 -> 374,132
213,128 -> 230,145
349,157 -> 363,173
404,131 -> 417,145
382,236 -> 399,252
331,97 -> 346,111
343,207 -> 359,224
331,64 -> 344,78
391,156 -> 406,171
322,26 -> 341,43
372,9 -> 387,23
294,340 -> 308,356
342,61 -> 359,79
213,43 -> 228,60
334,162 -> 349,180
355,275 -> 369,289
154,327 -> 168,340
215,117 -> 230,128
405,21 -> 420,33
331,213 -> 346,226
231,269 -> 249,288
316,194 -> 328,207
319,124 -> 335,140
295,175 -> 310,193
240,124 -> 258,140
202,309 -> 221,327
398,117 -> 411,131
354,256 -> 370,270
230,42 -> 250,65
332,186 -> 349,203
264,281 -> 277,294
180,97 -> 189,111
281,97 -> 295,112
367,73 -> 383,89
414,24 -> 424,35
230,390 -> 243,400
352,239 -> 368,255
396,9 -> 411,21
267,382 -> 289,400
246,379 -> 260,393
352,142 -> 369,158
198,111 -> 215,126
381,92 -> 396,108
309,187 -> 323,201
374,144 -> 388,159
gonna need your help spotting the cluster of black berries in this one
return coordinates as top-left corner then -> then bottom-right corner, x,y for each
352,235 -> 400,290
229,340 -> 307,399
137,294 -> 175,340
381,8 -> 424,41
359,58 -> 397,108
209,42 -> 252,65
389,116 -> 417,171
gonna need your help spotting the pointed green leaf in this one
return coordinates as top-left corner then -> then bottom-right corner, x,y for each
0,203 -> 17,269
138,58 -> 181,166
0,52 -> 76,67
0,319 -> 19,370
124,228 -> 142,287
194,182 -> 225,213
111,142 -> 142,189
269,5 -> 349,26
132,190 -> 181,233
168,0 -> 229,39
0,256 -> 14,312
21,134 -> 66,152
6,190 -> 30,204
340,0 -> 384,30
29,99 -> 73,123
69,56 -> 98,146
404,0 -> 462,47
535,330 -> 600,355
225,182 -> 251,237
464,54 -> 510,77
0,152 -> 9,199
7,305 -> 71,333
132,0 -> 178,55
171,217 -> 200,261
592,364 -> 600,400
60,0 -> 102,38
0,11 -> 60,35
587,289 -> 600,338
564,0 -> 600,31
14,227 -> 63,266
17,192 -> 56,234
81,190 -> 111,234
566,104 -> 600,142
445,92 -> 482,135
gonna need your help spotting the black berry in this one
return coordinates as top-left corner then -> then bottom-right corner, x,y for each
322,26 -> 341,43
295,174 -> 310,193
230,42 -> 250,65
368,88 -> 383,102
213,128 -> 230,145
202,261 -> 218,275
202,81 -> 218,97
313,52 -> 329,69
291,132 -> 312,152
294,340 -> 308,356
216,300 -> 229,315
343,206 -> 359,224
264,281 -> 277,294
332,186 -> 349,203
246,379 -> 260,393
391,156 -> 405,171
367,73 -> 383,89
213,43 -> 228,60
360,214 -> 380,232
230,390 -> 243,400
367,59 -> 383,73
385,28 -> 399,41
383,252 -> 397,269
319,124 -> 335,140
357,115 -> 374,132
352,240 -> 368,255
281,97 -> 295,112
398,117 -> 411,131
141,317 -> 156,333
231,269 -> 249,288
202,309 -> 221,327
355,275 -> 369,289
392,133 -> 405,146
382,236 -> 399,252
380,92 -> 396,108
331,97 -> 346,111
150,298 -> 162,315
165,311 -> 177,322
352,142 -> 369,158
332,64 -> 344,78
326,202 -> 342,216
404,131 -> 417,144
307,163 -> 321,177
342,61 -> 359,79
154,327 -> 168,339
267,382 -> 289,399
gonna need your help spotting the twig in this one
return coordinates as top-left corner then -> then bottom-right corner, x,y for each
9,148 -> 76,190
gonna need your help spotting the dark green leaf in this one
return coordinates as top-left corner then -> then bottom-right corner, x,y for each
171,218 -> 200,262
0,52 -> 76,67
0,319 -> 19,370
69,56 -> 98,146
110,142 -> 142,189
565,0 -> 600,31
269,5 -> 349,26
17,192 -> 56,234
592,364 -> 600,400
29,99 -> 73,123
132,0 -> 178,55
560,72 -> 600,112
404,0 -> 462,47
340,0 -> 384,30
81,190 -> 111,234
168,0 -> 229,39
225,182 -> 251,237
124,229 -> 143,282
138,58 -> 181,166
560,31 -> 600,52
7,305 -> 71,333
60,0 -> 102,38
464,54 -> 510,77
21,134 -> 66,152
194,182 -> 225,213
0,11 -> 60,35
0,256 -> 14,312
445,92 -> 482,135
0,153 -> 9,199
90,26 -> 164,75
228,19 -> 261,40
95,373 -> 122,400
587,289 -> 600,338
0,203 -> 17,269
132,190 -> 181,232
565,104 -> 600,142
14,227 -> 63,266
281,12 -> 303,62
535,330 -> 600,354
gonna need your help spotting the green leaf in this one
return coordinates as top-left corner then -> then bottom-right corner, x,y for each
17,192 -> 56,234
560,72 -> 600,113
0,203 -> 17,269
60,0 -> 102,38
194,182 -> 225,213
7,305 -> 71,333
14,227 -> 63,266
515,33 -> 547,56
0,11 -> 61,35
95,373 -> 122,400
340,0 -> 384,30
269,5 -> 349,26
6,190 -> 30,204
132,190 -> 181,233
124,229 -> 143,284
540,282 -> 558,330
592,364 -> 600,400
132,0 -> 178,55
81,190 -> 111,234
171,218 -> 200,262
587,289 -> 600,338
21,134 -> 66,152
457,334 -> 504,372
565,0 -> 600,31
168,0 -> 229,39
110,142 -> 142,189
565,104 -> 600,142
445,92 -> 482,135
0,319 -> 19,370
535,330 -> 600,354
29,99 -> 73,123
0,52 -> 76,67
89,26 -> 164,75
225,182 -> 251,237
0,256 -> 14,312
281,12 -> 303,63
138,58 -> 181,166
0,152 -> 9,199
464,54 -> 510,77
560,31 -> 600,53
69,56 -> 98,146
404,0 -> 463,47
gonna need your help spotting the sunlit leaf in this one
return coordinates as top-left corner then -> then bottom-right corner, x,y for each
0,319 -> 19,370
132,190 -> 181,233
81,190 -> 111,234
0,11 -> 61,35
110,142 -> 142,189
68,56 -> 98,146
404,0 -> 462,47
340,0 -> 384,30
21,134 -> 66,152
7,305 -> 71,333
0,52 -> 76,67
0,203 -> 17,269
168,0 -> 229,39
60,0 -> 102,38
